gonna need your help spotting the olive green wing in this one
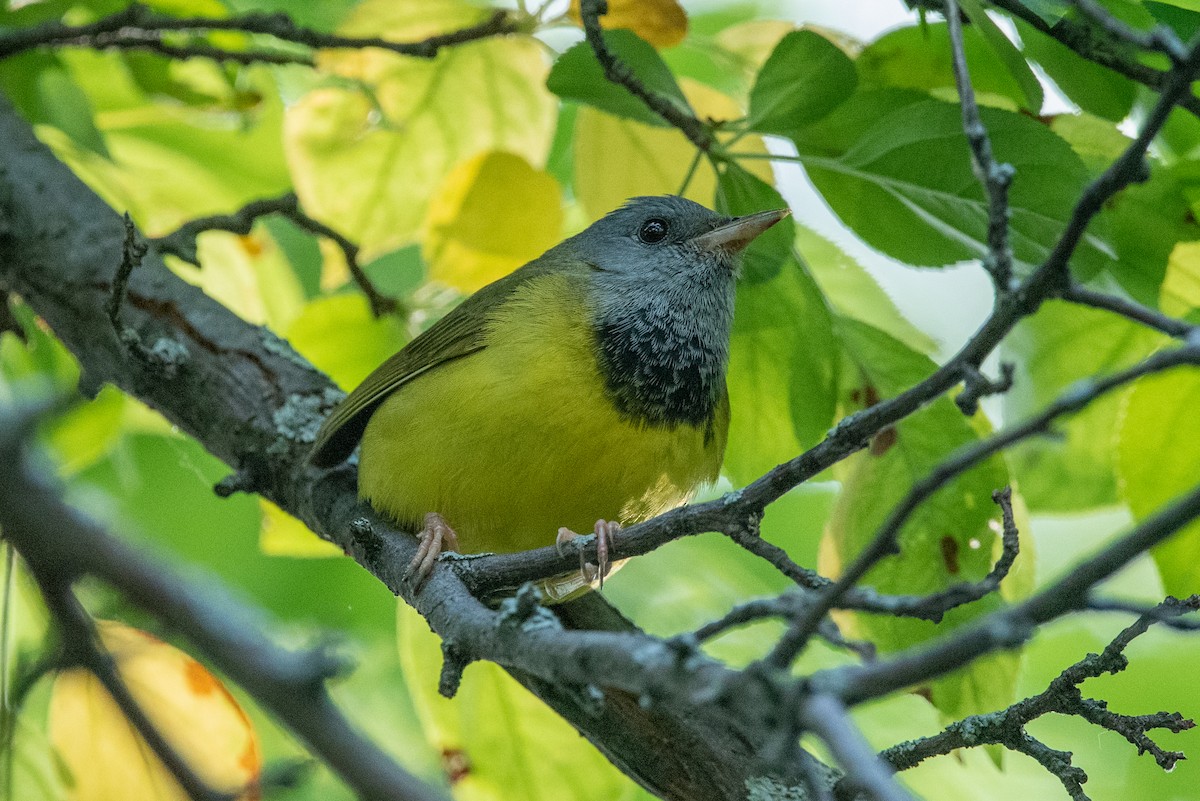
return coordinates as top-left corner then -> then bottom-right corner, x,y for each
308,255 -> 566,467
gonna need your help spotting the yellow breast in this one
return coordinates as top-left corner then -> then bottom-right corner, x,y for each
358,273 -> 727,554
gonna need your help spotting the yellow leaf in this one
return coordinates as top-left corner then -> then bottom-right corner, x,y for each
574,79 -> 772,219
285,0 -> 556,261
714,20 -> 795,90
259,499 -> 342,557
423,152 -> 563,292
568,0 -> 688,49
49,621 -> 260,801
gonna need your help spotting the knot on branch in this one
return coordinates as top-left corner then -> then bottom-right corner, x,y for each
955,362 -> 1015,415
496,582 -> 559,634
439,641 -> 472,698
214,469 -> 253,498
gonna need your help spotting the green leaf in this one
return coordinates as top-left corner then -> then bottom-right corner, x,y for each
572,81 -> 773,219
1002,300 -> 1163,512
789,87 -> 931,156
958,0 -> 1043,112
662,19 -> 792,100
1050,115 -> 1200,303
286,293 -> 408,390
798,98 -> 1104,270
73,434 -> 398,636
858,22 -> 1029,111
1017,20 -> 1135,122
39,55 -> 292,235
824,318 -> 1022,719
1146,1 -> 1200,40
1118,367 -> 1200,595
713,162 -> 794,282
546,29 -> 691,127
725,258 -> 837,486
747,30 -> 857,134
35,67 -> 110,158
1018,0 -> 1072,24
798,223 -> 935,354
397,603 -> 648,800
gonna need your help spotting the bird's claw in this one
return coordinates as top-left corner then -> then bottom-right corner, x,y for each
408,512 -> 460,592
555,519 -> 620,589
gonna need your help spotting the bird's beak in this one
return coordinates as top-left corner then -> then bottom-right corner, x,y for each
691,208 -> 791,254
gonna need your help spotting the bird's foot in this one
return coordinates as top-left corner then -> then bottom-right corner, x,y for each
408,512 -> 460,592
555,519 -> 620,589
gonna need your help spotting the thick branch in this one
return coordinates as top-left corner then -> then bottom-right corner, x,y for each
0,94 -> 825,801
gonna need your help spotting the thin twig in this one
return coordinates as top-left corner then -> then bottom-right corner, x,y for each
29,576 -> 232,801
0,402 -> 449,801
1062,282 -> 1197,339
1070,0 -> 1188,63
106,213 -> 147,342
955,362 -> 1015,416
986,0 -> 1200,119
945,0 -> 1015,293
576,0 -> 713,151
877,597 -> 1199,798
818,482 -> 1200,706
800,694 -> 916,801
153,192 -> 397,317
766,344 -> 1200,668
0,3 -> 518,64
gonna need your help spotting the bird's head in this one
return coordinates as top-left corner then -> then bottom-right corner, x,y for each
566,195 -> 789,293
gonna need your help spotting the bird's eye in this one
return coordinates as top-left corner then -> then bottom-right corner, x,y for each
637,218 -> 669,244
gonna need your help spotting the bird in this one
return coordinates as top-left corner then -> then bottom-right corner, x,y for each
309,195 -> 788,598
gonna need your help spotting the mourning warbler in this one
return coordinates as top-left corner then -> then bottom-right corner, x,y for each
309,195 -> 788,596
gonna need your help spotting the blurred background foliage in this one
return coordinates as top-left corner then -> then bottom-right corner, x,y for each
3,0 -> 1200,799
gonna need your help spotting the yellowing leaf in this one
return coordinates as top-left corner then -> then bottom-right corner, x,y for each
285,0 -> 555,261
259,499 -> 342,557
574,79 -> 771,219
423,151 -> 562,292
715,20 -> 795,80
175,227 -> 305,330
568,0 -> 688,49
49,621 -> 260,801
45,63 -> 291,236
397,603 -> 641,800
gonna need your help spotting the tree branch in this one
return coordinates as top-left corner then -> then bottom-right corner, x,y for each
576,0 -> 713,151
985,0 -> 1200,118
878,596 -> 1199,799
0,92 -> 826,801
0,3 -> 518,65
27,574 -> 231,801
946,0 -> 1015,294
0,400 -> 450,801
153,192 -> 398,317
815,481 -> 1200,706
